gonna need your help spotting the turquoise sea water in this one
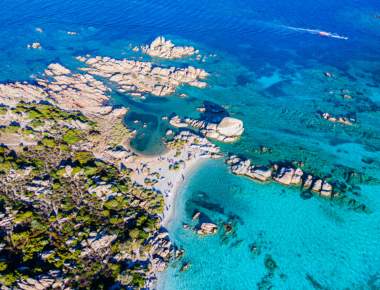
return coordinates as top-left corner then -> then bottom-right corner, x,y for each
1,0 -> 380,288
159,160 -> 380,289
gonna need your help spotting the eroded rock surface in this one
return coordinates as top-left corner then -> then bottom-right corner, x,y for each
141,36 -> 197,59
226,155 -> 333,197
0,82 -> 47,106
170,115 -> 244,142
36,63 -> 112,116
197,223 -> 218,235
77,55 -> 208,97
320,112 -> 355,126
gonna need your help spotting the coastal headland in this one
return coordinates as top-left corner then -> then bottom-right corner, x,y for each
0,36 -> 372,289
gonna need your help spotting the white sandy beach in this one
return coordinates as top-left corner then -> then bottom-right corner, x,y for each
122,132 -> 221,225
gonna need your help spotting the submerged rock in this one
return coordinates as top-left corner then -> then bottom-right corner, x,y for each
223,223 -> 233,234
249,243 -> 262,257
264,255 -> 277,272
180,262 -> 191,272
175,249 -> 185,259
183,223 -> 190,230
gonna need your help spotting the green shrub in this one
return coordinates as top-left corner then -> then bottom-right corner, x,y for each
28,109 -> 43,119
29,119 -> 44,128
41,137 -> 57,148
0,261 -> 8,272
74,151 -> 94,165
1,124 -> 19,134
14,211 -> 33,223
62,129 -> 81,145
129,228 -> 140,240
0,107 -> 8,115
131,273 -> 145,288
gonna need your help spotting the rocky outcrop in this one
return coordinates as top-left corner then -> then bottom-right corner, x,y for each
169,115 -> 189,128
27,42 -> 42,49
0,82 -> 47,106
167,130 -> 222,158
227,156 -> 272,182
77,55 -> 208,97
0,63 -> 117,119
226,156 -> 334,198
81,232 -> 117,258
170,115 -> 244,143
141,36 -> 197,59
144,230 -> 177,287
204,117 -> 244,142
320,112 -> 355,126
197,223 -> 218,235
272,166 -> 303,185
17,276 -> 67,290
180,262 -> 191,272
37,63 -> 112,116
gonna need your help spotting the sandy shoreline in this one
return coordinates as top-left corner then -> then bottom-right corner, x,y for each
123,133 -> 219,226
153,157 -> 208,290
161,157 -> 207,227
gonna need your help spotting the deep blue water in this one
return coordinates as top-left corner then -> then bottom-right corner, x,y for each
1,0 -> 380,289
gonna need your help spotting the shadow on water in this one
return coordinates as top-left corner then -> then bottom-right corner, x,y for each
200,100 -> 229,123
189,197 -> 225,215
236,73 -> 251,86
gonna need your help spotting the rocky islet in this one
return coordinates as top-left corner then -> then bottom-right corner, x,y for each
141,36 -> 198,59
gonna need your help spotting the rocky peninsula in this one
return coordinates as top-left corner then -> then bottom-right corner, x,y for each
0,36 -> 369,290
77,55 -> 208,97
0,48 -> 216,288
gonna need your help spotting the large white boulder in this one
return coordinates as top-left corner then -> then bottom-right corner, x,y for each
216,117 -> 244,137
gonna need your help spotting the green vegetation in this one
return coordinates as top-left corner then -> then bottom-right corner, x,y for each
13,102 -> 89,124
0,102 -> 164,288
62,129 -> 82,145
166,138 -> 187,150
